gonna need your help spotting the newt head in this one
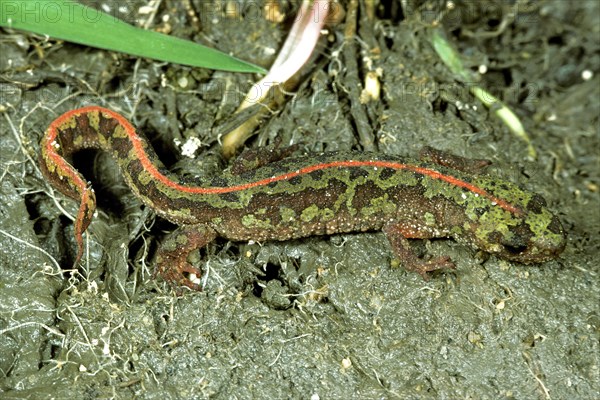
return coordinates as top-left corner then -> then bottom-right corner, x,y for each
492,208 -> 566,264
465,186 -> 567,264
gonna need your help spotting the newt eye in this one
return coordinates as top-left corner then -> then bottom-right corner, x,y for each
526,194 -> 547,213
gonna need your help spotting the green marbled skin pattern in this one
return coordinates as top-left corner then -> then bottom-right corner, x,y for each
40,107 -> 566,289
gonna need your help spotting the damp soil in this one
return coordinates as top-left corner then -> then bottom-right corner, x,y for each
1,1 -> 598,399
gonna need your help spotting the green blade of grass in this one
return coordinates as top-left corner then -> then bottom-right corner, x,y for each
429,29 -> 472,82
429,28 -> 537,159
0,0 -> 266,74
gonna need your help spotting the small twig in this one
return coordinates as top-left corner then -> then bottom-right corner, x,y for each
341,0 -> 376,151
221,0 -> 329,158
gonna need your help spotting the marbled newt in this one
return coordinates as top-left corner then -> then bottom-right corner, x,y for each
39,106 -> 566,290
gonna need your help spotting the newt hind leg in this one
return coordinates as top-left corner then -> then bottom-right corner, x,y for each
155,224 -> 217,291
230,141 -> 300,175
419,146 -> 491,174
383,222 -> 455,280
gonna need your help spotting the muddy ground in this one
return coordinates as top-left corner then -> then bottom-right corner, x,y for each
0,0 -> 598,399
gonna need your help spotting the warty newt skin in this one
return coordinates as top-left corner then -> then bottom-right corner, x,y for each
39,106 -> 566,290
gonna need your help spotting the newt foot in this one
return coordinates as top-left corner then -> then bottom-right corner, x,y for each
157,262 -> 203,292
403,256 -> 456,280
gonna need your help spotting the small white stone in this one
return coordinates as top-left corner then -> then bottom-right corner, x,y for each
341,357 -> 352,369
138,5 -> 155,14
180,137 -> 202,158
177,76 -> 189,88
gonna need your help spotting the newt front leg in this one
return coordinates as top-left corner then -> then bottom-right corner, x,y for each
156,225 -> 217,290
383,223 -> 456,280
